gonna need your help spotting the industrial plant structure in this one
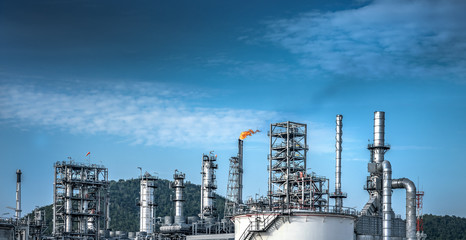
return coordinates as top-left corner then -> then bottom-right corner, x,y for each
52,161 -> 110,240
139,172 -> 157,237
224,140 -> 243,219
0,111 -> 427,240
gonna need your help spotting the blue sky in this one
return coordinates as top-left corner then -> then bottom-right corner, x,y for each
1,0 -> 465,219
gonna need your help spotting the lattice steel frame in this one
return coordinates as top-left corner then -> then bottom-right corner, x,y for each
53,161 -> 109,240
268,121 -> 307,210
224,140 -> 243,218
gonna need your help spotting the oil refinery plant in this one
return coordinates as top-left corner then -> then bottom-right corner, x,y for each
0,111 -> 427,240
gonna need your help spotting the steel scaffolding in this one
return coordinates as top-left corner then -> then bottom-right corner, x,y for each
224,139 -> 243,218
53,160 -> 109,240
267,121 -> 329,210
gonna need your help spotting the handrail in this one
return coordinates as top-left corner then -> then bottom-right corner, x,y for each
238,222 -> 253,240
239,214 -> 280,240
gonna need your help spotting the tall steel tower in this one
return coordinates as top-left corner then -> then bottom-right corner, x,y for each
330,115 -> 347,212
268,121 -> 307,210
416,191 -> 427,240
16,169 -> 22,220
362,111 -> 391,216
139,172 -> 157,234
200,152 -> 218,219
53,160 -> 109,240
224,139 -> 243,218
172,170 -> 185,225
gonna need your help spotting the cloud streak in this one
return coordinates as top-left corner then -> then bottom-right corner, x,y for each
264,0 -> 466,82
0,81 -> 277,147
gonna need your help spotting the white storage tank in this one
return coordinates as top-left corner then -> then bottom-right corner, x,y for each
234,212 -> 355,240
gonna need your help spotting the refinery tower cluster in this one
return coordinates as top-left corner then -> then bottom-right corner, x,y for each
0,111 -> 427,240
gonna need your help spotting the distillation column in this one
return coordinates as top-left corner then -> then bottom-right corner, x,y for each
173,170 -> 185,224
159,170 -> 191,235
140,172 -> 157,234
200,152 -> 218,219
16,169 -> 22,220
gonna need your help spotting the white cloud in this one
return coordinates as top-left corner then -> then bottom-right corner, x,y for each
264,0 -> 466,82
0,82 -> 277,148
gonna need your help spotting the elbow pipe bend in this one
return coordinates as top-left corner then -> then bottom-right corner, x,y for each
392,178 -> 416,240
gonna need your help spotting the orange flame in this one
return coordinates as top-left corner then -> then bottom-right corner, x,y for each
239,129 -> 260,140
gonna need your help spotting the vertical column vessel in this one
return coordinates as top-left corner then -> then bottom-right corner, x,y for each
140,172 -> 157,234
200,152 -> 218,220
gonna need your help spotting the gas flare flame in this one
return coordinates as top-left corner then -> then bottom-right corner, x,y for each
239,129 -> 260,140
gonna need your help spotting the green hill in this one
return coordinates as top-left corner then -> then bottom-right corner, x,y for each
109,178 -> 225,232
423,214 -> 466,240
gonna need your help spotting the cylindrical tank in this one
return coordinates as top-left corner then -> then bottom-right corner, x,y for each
173,170 -> 186,224
234,213 -> 355,240
140,173 -> 157,233
109,231 -> 116,237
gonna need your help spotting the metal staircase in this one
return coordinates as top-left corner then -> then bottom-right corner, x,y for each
238,214 -> 280,240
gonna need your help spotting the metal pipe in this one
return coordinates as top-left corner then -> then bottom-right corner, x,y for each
15,169 -> 22,220
238,139 -> 243,204
374,111 -> 385,147
53,170 -> 57,235
159,224 -> 190,233
374,111 -> 385,163
382,161 -> 392,240
268,124 -> 273,210
286,121 -> 290,208
335,115 -> 343,209
106,193 -> 111,230
200,159 -> 204,218
392,178 -> 417,240
65,168 -> 72,233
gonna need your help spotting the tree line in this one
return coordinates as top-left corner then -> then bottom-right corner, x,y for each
27,179 -> 464,239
